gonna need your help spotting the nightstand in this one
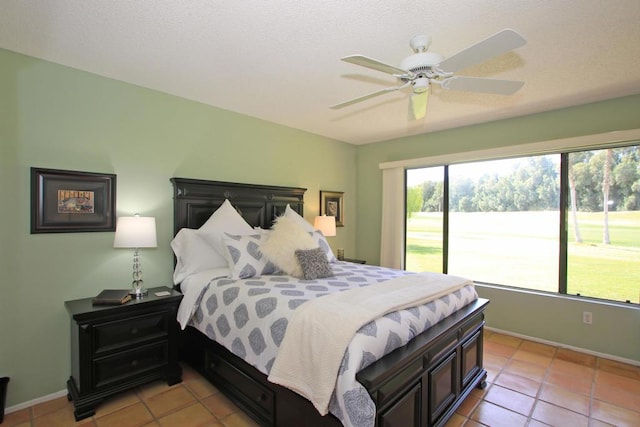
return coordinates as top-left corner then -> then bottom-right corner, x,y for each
65,286 -> 183,421
343,257 -> 366,264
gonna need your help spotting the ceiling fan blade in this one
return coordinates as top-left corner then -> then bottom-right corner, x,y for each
330,83 -> 410,109
409,91 -> 428,120
341,55 -> 413,78
437,29 -> 526,73
441,76 -> 524,95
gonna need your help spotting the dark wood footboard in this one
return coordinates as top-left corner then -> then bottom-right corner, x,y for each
357,298 -> 488,427
180,298 -> 488,427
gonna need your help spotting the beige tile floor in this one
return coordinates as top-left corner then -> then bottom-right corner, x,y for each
3,330 -> 639,426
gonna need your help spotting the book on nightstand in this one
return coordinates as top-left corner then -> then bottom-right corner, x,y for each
92,289 -> 132,305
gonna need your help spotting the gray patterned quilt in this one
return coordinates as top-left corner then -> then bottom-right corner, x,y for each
185,262 -> 478,427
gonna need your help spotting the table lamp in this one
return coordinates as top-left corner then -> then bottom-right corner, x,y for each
313,215 -> 336,237
113,215 -> 157,297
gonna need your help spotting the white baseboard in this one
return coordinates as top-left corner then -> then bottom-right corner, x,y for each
5,389 -> 67,415
486,326 -> 640,367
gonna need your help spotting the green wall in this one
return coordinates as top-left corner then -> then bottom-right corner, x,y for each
356,94 -> 640,362
0,48 -> 356,406
2,46 -> 639,409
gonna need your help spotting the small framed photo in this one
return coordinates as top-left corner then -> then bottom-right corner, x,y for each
320,190 -> 344,227
31,167 -> 116,233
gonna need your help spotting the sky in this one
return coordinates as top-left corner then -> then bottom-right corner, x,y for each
406,154 -> 562,187
406,158 -> 524,186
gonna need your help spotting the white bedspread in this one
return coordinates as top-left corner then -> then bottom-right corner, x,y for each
179,263 -> 478,427
267,272 -> 472,414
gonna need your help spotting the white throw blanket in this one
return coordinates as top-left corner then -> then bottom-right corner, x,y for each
267,272 -> 472,415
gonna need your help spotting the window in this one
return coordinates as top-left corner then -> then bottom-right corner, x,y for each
405,145 -> 640,304
406,167 -> 444,273
566,147 -> 640,302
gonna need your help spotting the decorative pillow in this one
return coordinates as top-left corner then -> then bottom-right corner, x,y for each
259,215 -> 318,277
171,228 -> 220,284
199,199 -> 254,267
222,233 -> 279,279
295,248 -> 335,280
284,204 -> 338,263
284,204 -> 315,232
309,230 -> 338,263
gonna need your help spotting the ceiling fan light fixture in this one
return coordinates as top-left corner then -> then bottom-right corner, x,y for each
412,77 -> 429,93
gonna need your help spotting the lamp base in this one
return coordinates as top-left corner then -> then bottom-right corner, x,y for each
130,280 -> 148,298
129,287 -> 148,298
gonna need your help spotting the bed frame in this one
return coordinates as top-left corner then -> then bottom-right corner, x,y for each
171,177 -> 488,427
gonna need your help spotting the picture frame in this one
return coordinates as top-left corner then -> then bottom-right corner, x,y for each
320,190 -> 344,227
31,167 -> 117,233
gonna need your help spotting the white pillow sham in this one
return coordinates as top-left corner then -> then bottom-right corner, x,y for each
200,199 -> 254,258
284,204 -> 315,232
171,199 -> 253,283
171,228 -> 219,284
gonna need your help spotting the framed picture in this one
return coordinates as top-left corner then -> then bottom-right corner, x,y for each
31,167 -> 116,233
320,190 -> 344,227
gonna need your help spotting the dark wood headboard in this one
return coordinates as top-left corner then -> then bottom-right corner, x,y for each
171,178 -> 307,235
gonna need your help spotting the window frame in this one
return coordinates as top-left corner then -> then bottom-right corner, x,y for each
391,129 -> 640,304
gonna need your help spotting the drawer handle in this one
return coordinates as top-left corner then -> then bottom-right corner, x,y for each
130,327 -> 138,335
131,360 -> 138,367
256,393 -> 267,403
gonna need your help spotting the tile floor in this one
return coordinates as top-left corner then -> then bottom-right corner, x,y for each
2,330 -> 639,426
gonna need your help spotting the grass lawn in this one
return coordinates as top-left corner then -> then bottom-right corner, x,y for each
406,211 -> 639,303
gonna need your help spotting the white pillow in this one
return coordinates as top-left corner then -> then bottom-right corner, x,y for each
284,204 -> 315,232
171,200 -> 254,284
260,216 -> 318,277
222,233 -> 280,279
171,228 -> 219,284
199,199 -> 254,267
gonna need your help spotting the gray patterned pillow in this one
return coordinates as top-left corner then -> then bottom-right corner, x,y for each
295,247 -> 334,280
310,230 -> 338,263
223,233 -> 280,279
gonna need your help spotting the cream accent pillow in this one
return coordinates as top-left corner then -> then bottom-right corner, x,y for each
260,216 -> 318,277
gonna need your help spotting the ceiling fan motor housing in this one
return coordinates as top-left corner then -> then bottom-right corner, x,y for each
399,51 -> 445,86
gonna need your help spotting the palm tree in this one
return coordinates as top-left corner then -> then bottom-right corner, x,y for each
602,149 -> 613,244
568,162 -> 583,243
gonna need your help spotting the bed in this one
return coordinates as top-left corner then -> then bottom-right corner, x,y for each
171,177 -> 488,427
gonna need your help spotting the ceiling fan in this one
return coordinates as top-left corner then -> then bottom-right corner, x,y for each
330,29 -> 527,120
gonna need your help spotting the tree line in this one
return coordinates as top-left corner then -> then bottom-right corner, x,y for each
407,146 -> 640,215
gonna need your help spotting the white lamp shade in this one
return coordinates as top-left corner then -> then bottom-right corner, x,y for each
313,215 -> 336,237
113,216 -> 157,248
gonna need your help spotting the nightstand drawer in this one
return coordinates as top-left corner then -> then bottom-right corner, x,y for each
94,312 -> 168,355
94,342 -> 168,388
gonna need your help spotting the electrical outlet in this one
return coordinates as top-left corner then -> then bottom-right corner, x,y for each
583,311 -> 593,324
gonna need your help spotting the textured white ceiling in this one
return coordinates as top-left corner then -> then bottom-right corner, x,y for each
1,1 -> 640,144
